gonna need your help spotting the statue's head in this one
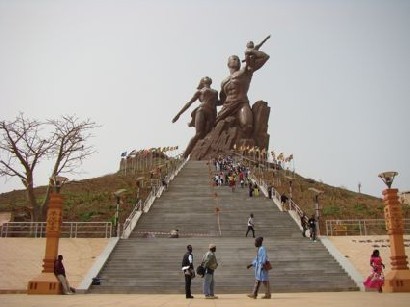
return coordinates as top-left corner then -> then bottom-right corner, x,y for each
246,41 -> 254,49
227,55 -> 240,71
197,76 -> 212,89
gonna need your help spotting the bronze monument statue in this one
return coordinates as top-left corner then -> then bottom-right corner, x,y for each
172,76 -> 219,158
216,35 -> 270,138
174,36 -> 271,160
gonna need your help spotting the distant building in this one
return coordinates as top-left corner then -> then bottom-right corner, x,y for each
399,191 -> 410,205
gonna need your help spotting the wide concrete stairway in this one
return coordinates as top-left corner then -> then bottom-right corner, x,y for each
89,160 -> 359,294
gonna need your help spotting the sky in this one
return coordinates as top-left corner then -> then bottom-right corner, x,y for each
1,0 -> 409,198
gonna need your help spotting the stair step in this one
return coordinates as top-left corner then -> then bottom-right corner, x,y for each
88,160 -> 359,294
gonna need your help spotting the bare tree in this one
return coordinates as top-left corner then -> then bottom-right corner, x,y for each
40,115 -> 97,217
0,114 -> 51,221
0,113 -> 98,221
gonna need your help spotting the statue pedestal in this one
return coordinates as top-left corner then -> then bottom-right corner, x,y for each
27,273 -> 62,294
189,101 -> 270,160
383,270 -> 410,292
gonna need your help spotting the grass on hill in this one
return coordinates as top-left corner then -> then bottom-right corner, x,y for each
1,158 -> 409,225
251,165 -> 410,221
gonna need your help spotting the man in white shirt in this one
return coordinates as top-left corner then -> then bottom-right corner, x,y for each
246,213 -> 255,238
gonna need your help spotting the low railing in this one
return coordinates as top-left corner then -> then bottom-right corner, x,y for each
120,156 -> 188,238
0,221 -> 112,238
121,201 -> 143,239
325,219 -> 410,236
256,178 -> 281,201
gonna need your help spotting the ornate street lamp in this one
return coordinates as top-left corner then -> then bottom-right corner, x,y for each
378,171 -> 398,189
308,187 -> 324,236
285,176 -> 294,211
27,176 -> 68,294
113,189 -> 127,237
378,171 -> 410,292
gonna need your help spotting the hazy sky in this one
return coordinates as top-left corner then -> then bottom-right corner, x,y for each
1,0 -> 409,198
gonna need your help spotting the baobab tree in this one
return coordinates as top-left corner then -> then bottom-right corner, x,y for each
0,113 -> 98,221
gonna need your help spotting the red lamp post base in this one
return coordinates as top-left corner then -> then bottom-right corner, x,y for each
383,270 -> 410,292
27,273 -> 62,295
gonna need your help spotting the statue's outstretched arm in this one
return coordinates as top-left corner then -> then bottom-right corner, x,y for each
254,35 -> 271,51
172,91 -> 200,123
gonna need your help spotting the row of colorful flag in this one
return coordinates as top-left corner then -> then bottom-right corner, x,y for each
233,144 -> 268,153
231,144 -> 293,162
121,146 -> 179,158
272,152 -> 293,162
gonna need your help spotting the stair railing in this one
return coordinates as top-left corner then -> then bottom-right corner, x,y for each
249,166 -> 308,232
120,156 -> 188,238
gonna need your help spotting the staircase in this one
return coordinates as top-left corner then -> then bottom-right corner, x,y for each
89,160 -> 359,294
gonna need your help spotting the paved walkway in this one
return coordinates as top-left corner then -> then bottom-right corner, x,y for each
1,235 -> 410,305
1,292 -> 410,307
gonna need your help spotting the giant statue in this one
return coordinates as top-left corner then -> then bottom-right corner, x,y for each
217,35 -> 270,138
173,35 -> 271,160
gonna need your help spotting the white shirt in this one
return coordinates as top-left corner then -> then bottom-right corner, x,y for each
248,217 -> 254,227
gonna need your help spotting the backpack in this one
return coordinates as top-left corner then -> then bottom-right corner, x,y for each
196,263 -> 205,277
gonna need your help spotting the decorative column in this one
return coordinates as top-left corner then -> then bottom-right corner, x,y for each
308,188 -> 323,236
379,171 -> 410,292
113,189 -> 126,237
27,177 -> 67,294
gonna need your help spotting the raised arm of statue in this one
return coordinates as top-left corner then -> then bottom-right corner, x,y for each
172,91 -> 200,123
254,35 -> 271,51
243,35 -> 271,63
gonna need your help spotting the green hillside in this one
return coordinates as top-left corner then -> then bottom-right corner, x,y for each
1,158 -> 409,225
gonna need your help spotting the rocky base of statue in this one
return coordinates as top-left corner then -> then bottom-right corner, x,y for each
189,101 -> 270,160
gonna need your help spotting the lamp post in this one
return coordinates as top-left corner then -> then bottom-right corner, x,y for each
308,188 -> 323,236
114,189 -> 127,237
378,171 -> 410,292
27,176 -> 68,294
135,177 -> 144,207
285,176 -> 294,211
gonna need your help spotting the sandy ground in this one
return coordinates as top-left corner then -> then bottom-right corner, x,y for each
1,292 -> 410,307
330,235 -> 410,278
0,238 -> 108,291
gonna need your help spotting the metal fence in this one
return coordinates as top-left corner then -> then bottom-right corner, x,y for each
325,219 -> 410,236
0,221 -> 112,238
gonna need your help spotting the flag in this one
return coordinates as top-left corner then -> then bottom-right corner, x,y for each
285,154 -> 293,162
128,150 -> 137,157
271,151 -> 276,159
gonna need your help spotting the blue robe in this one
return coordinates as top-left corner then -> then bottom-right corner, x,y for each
252,246 -> 269,281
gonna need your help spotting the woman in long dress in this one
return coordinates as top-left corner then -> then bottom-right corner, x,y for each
363,249 -> 385,292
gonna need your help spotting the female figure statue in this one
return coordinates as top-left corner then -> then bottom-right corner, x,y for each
172,76 -> 218,158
